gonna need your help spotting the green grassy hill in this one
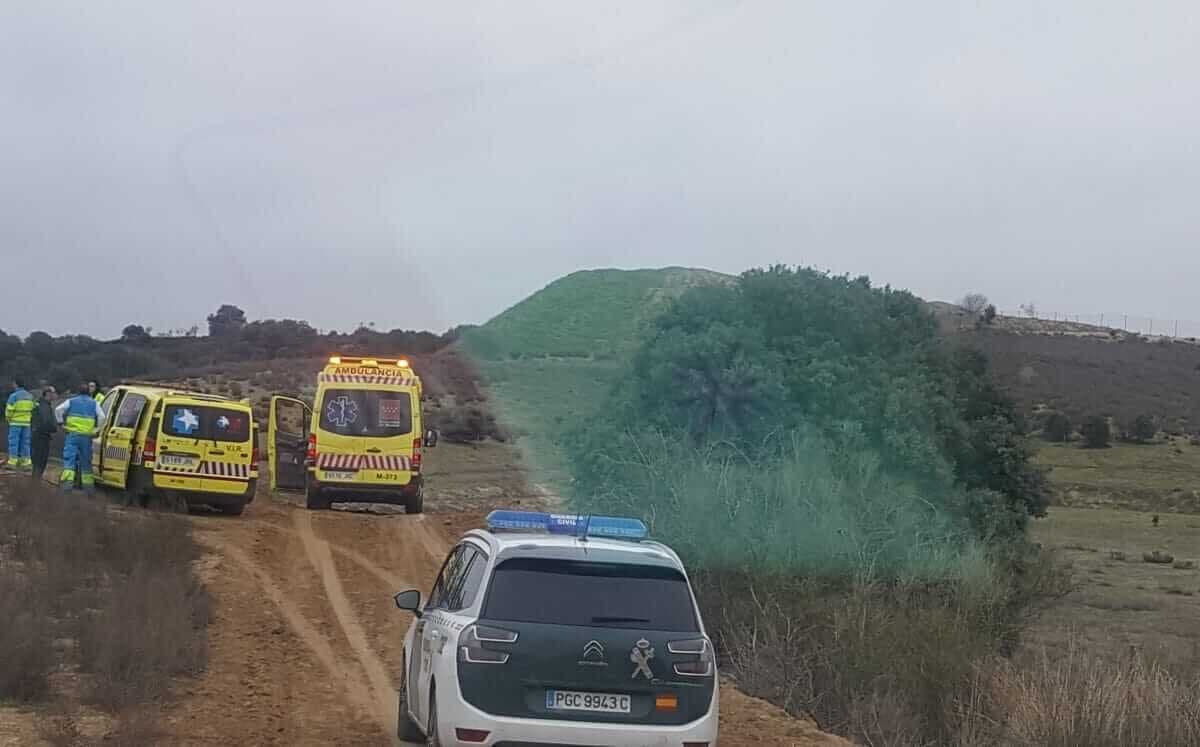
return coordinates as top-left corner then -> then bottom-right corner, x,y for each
462,267 -> 730,486
462,267 -> 730,360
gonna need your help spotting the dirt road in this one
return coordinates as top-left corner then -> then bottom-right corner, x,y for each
157,443 -> 845,746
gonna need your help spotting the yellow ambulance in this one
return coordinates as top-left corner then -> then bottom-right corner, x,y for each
92,384 -> 258,515
268,356 -> 436,512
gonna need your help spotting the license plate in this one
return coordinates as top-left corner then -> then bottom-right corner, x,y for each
545,690 -> 631,714
322,470 -> 356,481
160,454 -> 197,467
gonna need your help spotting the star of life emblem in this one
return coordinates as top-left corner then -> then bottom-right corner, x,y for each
630,638 -> 655,680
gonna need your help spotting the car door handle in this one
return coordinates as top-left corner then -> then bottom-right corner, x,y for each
209,450 -> 225,455
366,447 -> 382,453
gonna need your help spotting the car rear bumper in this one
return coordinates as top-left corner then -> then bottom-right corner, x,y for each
310,472 -> 421,503
438,679 -> 719,746
151,473 -> 255,504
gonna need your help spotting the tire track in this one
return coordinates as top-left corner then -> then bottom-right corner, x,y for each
195,532 -> 381,735
293,510 -> 401,741
242,516 -> 413,590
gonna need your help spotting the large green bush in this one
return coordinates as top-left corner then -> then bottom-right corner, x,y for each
568,265 -> 1047,552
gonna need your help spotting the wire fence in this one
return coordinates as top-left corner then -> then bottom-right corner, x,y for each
996,309 -> 1200,340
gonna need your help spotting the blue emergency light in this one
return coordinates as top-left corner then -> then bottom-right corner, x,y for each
486,510 -> 648,540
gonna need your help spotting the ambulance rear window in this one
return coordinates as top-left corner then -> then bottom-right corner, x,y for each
318,389 -> 412,437
162,405 -> 252,443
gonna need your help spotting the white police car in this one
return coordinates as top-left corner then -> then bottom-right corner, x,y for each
393,510 -> 719,746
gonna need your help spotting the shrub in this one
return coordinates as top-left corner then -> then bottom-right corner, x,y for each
983,303 -> 998,324
1081,415 -> 1111,448
1127,413 -> 1157,443
0,571 -> 54,701
0,482 -> 209,714
1041,411 -> 1072,442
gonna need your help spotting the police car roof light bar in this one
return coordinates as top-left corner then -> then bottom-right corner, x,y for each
486,510 -> 648,541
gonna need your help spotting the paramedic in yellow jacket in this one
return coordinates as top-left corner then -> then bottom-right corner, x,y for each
5,377 -> 35,472
55,384 -> 106,493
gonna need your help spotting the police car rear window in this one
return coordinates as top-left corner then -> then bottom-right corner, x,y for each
318,389 -> 412,437
482,558 -> 698,632
162,405 -> 251,442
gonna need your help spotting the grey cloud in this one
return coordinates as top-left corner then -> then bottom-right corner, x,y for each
2,1 -> 1198,337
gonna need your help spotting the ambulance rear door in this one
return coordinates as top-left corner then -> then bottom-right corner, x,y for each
315,385 -> 419,486
269,395 -> 311,491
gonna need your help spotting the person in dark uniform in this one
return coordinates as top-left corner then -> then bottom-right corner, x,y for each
31,386 -> 58,480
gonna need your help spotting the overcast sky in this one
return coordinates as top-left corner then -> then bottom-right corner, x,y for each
2,1 -> 1198,339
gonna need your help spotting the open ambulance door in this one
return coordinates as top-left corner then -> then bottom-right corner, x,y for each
268,395 -> 311,492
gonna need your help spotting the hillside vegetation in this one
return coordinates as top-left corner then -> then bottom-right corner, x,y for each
0,308 -> 453,396
462,267 -> 730,360
935,305 -> 1200,435
467,265 -> 1069,744
463,267 -> 730,483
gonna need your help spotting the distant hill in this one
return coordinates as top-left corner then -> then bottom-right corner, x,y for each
462,267 -> 731,360
934,305 -> 1200,434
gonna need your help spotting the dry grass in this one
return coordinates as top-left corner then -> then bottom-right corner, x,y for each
699,553 -> 1071,747
990,645 -> 1200,746
1029,507 -> 1200,665
0,481 -> 209,723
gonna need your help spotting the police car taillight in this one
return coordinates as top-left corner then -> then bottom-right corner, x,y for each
486,510 -> 648,540
458,624 -> 516,664
669,637 -> 714,677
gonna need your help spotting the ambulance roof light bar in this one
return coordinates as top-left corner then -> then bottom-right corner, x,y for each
327,355 -> 410,368
486,510 -> 648,541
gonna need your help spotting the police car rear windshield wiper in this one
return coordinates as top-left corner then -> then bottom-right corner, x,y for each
591,616 -> 651,624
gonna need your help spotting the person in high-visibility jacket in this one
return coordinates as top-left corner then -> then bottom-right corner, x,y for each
4,378 -> 35,472
88,381 -> 105,406
54,384 -> 106,493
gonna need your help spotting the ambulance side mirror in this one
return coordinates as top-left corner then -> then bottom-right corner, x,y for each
424,429 -> 438,448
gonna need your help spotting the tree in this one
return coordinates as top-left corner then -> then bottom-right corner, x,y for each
960,293 -> 989,316
121,324 -> 151,342
1127,414 -> 1157,443
206,304 -> 247,337
1081,415 -> 1111,448
983,304 -> 997,325
569,265 -> 1049,540
1040,411 -> 1071,442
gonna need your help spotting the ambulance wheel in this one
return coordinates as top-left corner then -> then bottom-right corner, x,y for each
405,487 -> 423,515
305,479 -> 330,510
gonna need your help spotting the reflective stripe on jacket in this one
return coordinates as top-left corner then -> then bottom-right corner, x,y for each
57,395 -> 105,435
5,388 -> 34,426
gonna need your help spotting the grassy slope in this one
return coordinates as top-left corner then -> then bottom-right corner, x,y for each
463,267 -> 731,486
1036,440 -> 1200,513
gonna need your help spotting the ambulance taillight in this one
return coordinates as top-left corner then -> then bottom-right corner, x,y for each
411,437 -> 422,472
142,436 -> 157,463
306,433 -> 317,465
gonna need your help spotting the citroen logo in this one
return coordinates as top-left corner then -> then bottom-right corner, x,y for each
578,640 -> 607,666
583,640 -> 605,660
